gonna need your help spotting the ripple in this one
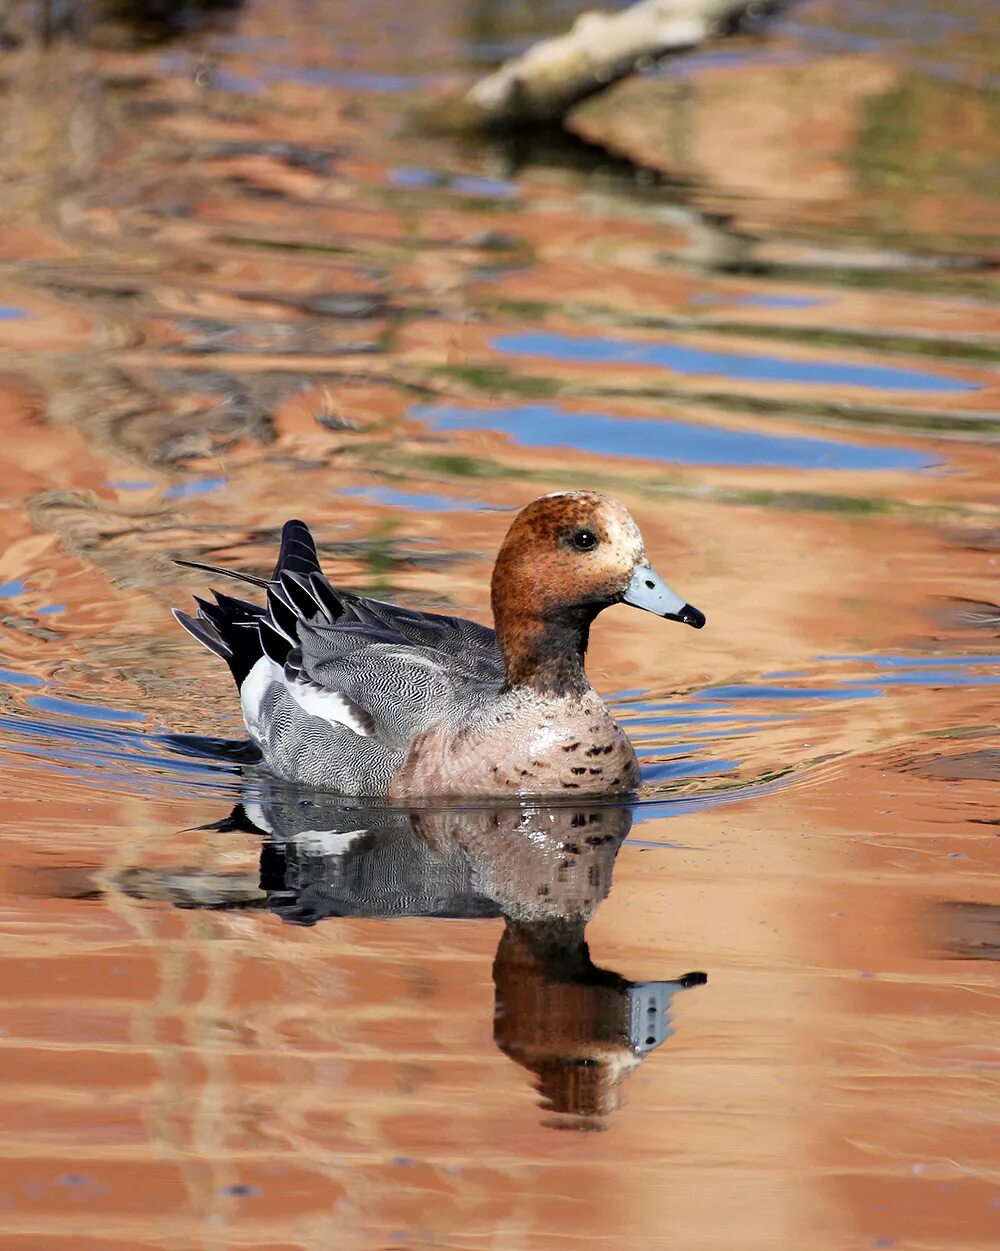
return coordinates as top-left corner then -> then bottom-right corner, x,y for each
390,168 -> 519,198
0,668 -> 44,687
493,331 -> 977,393
163,476 -> 229,500
415,403 -> 934,471
339,486 -> 500,511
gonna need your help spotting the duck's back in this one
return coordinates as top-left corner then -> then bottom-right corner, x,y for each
175,520 -> 506,794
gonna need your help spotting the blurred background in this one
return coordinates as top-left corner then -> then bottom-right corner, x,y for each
0,1 -> 997,1248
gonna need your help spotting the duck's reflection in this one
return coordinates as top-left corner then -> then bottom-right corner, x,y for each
137,790 -> 706,1125
494,918 -> 704,1123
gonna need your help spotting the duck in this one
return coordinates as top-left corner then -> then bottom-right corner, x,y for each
172,491 -> 704,798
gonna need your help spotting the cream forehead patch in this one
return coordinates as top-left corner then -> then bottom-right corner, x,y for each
596,499 -> 644,552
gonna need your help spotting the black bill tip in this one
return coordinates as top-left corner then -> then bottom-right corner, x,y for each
666,603 -> 706,630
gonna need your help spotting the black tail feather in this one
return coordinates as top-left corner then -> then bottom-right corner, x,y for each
172,608 -> 232,660
173,558 -> 270,589
212,588 -> 266,618
308,572 -> 346,622
174,519 -> 323,687
259,617 -> 293,666
271,519 -> 320,580
279,571 -> 325,620
266,587 -> 300,642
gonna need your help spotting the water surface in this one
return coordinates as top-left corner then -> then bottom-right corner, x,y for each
0,1 -> 997,1248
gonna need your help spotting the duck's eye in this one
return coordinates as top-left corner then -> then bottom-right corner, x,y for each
569,528 -> 599,552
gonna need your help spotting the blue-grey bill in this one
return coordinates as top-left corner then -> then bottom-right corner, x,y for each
622,565 -> 705,629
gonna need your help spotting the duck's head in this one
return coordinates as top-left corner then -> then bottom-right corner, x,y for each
491,492 -> 704,691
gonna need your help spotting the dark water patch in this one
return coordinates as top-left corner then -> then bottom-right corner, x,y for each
826,653 -> 1000,668
701,683 -> 885,702
700,321 -> 1000,366
160,732 -> 262,765
284,65 -> 420,93
201,140 -> 341,174
168,315 -> 381,356
630,774 -> 795,826
390,168 -> 519,199
215,234 -> 356,256
493,331 -> 978,393
734,294 -> 827,309
826,654 -> 1000,688
387,449 -> 513,481
640,759 -> 740,783
488,296 -> 998,367
0,668 -> 44,687
210,68 -> 263,93
340,485 -> 499,512
27,695 -> 147,723
717,257 -> 998,299
290,292 -> 388,319
0,710 -> 246,801
860,671 -> 1000,687
415,403 -> 933,472
164,476 -> 228,500
576,385 -> 1000,438
0,306 -> 29,321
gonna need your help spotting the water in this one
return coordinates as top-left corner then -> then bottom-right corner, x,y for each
417,401 -> 937,470
492,330 -> 977,393
0,0 -> 998,1247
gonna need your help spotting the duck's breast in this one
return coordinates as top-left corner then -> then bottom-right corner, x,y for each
388,694 -> 639,799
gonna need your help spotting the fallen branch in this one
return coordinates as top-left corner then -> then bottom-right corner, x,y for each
464,0 -> 784,127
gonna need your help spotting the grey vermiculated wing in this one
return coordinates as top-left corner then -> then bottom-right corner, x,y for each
250,677 -> 405,792
312,579 -> 503,675
294,621 -> 500,747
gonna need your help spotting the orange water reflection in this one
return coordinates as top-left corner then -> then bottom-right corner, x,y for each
0,0 -> 998,1247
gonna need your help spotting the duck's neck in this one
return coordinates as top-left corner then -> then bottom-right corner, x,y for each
495,604 -> 597,698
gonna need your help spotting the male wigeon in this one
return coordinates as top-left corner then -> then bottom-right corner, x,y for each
173,491 -> 704,798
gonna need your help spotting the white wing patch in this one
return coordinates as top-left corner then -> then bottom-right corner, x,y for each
239,656 -> 372,738
240,656 -> 274,736
283,678 -> 372,737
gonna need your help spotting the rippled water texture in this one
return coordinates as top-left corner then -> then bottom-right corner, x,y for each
0,0 -> 997,1247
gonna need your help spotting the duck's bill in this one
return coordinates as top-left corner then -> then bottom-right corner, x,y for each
622,565 -> 706,629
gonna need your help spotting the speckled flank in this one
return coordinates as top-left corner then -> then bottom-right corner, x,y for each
388,689 -> 641,799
